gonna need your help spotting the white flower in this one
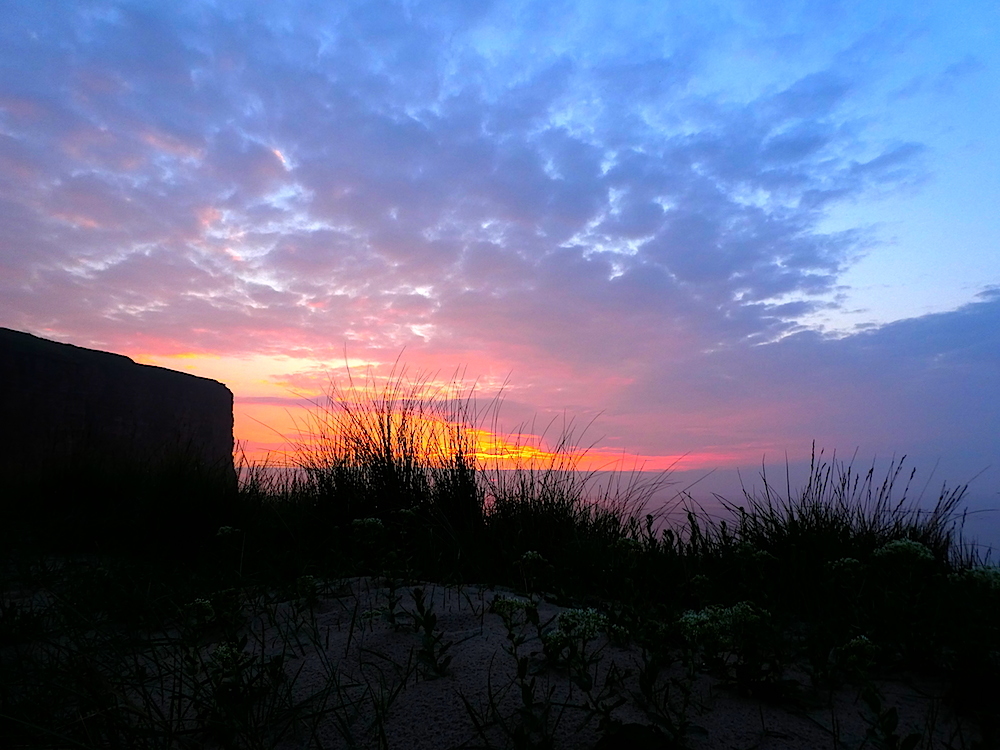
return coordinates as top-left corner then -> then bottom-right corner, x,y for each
491,594 -> 531,618
827,557 -> 863,576
212,643 -> 246,670
556,607 -> 608,641
186,598 -> 215,622
874,539 -> 934,563
952,565 -> 1000,591
678,601 -> 768,645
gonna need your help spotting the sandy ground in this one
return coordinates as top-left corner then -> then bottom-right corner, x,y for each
3,566 -> 981,749
231,577 -> 982,750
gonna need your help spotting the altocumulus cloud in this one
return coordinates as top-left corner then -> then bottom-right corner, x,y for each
1,1 -> 997,502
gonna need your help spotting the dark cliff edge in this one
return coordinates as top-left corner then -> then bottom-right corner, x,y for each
0,327 -> 237,552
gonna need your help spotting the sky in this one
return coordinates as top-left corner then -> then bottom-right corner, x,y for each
2,1 -> 998,538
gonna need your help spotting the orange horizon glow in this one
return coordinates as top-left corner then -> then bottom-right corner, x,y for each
232,401 -> 739,474
128,348 -> 775,475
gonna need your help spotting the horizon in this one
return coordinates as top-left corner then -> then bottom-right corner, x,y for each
1,1 -> 997,538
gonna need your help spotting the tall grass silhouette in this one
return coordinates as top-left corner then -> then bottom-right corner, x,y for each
2,365 -> 997,748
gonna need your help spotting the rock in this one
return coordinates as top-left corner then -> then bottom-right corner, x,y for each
0,327 -> 235,488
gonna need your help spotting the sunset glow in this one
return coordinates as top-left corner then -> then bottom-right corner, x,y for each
2,1 -> 998,538
134,349 -> 746,473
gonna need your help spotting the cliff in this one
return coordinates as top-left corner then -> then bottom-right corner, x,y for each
0,328 -> 235,485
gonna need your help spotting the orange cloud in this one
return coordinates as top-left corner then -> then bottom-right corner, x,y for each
196,206 -> 222,227
125,348 -> 750,476
141,130 -> 203,160
231,399 -> 731,476
52,213 -> 101,229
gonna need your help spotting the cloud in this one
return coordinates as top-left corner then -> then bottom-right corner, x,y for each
1,3 -> 923,352
0,0 -> 994,498
597,293 -> 1000,481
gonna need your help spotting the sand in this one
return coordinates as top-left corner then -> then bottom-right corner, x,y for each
226,576 -> 982,749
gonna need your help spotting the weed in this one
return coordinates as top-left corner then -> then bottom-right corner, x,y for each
678,601 -> 783,694
407,586 -> 454,679
541,607 -> 609,689
631,646 -> 702,746
860,686 -> 923,750
1,371 -> 995,748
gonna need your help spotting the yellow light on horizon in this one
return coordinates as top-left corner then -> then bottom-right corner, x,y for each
124,347 -> 737,475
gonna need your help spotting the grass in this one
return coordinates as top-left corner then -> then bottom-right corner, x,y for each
1,367 -> 998,748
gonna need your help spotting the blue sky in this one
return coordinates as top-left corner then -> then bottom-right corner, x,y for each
1,0 -> 998,537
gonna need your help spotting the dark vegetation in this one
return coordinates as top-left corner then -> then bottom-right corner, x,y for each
1,368 -> 998,748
